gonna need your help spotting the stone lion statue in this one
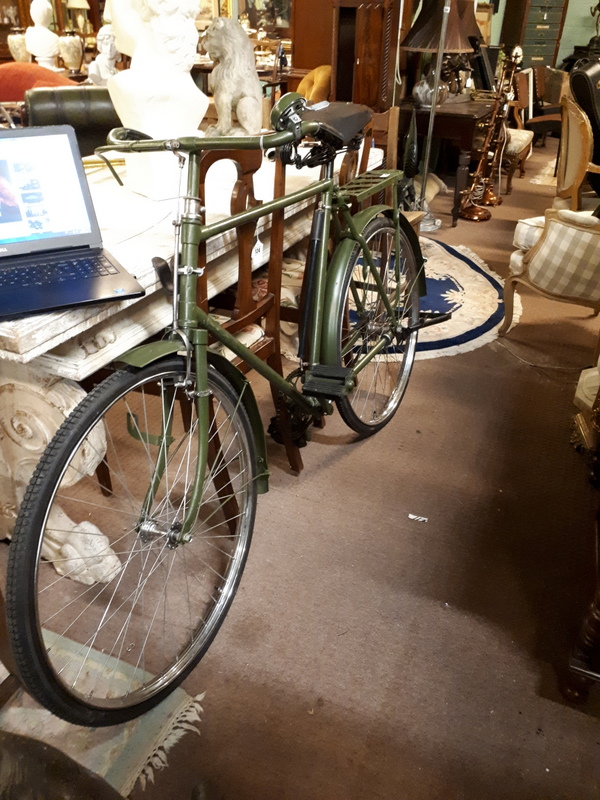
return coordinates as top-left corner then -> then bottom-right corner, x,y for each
204,17 -> 263,137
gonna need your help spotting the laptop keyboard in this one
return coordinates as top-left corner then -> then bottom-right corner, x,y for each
0,254 -> 119,289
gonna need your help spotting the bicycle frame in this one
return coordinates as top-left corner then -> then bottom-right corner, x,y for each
98,124 -> 414,532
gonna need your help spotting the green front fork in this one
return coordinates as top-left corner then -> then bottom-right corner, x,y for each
137,331 -> 211,542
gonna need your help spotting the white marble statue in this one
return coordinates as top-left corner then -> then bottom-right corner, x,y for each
0,362 -> 121,585
87,24 -> 119,86
203,17 -> 263,137
104,0 -> 208,199
104,0 -> 208,139
24,0 -> 60,71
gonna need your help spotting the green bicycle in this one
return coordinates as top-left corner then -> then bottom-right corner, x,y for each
6,95 -> 447,727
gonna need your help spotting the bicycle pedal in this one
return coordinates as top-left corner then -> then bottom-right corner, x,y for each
302,365 -> 355,398
408,311 -> 452,332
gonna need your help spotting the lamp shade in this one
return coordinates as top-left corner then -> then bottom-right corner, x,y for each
401,0 -> 473,53
66,0 -> 89,8
457,0 -> 483,41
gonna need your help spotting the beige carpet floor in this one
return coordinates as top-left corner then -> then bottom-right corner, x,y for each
125,138 -> 600,800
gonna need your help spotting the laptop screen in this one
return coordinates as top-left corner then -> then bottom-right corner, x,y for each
0,125 -> 102,259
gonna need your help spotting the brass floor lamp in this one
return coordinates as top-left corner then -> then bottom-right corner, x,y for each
401,0 -> 473,231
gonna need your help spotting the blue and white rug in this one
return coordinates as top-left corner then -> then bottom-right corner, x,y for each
416,237 -> 521,360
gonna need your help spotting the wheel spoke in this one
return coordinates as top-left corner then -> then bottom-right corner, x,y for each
336,221 -> 419,434
7,360 -> 256,726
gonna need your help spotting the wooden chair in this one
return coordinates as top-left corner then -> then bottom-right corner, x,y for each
554,95 -> 600,212
533,65 -> 568,121
503,71 -> 543,194
195,149 -> 305,472
340,105 -> 400,200
504,86 -> 534,195
359,105 -> 400,172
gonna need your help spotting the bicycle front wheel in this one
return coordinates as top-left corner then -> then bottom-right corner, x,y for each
7,358 -> 256,727
333,217 -> 420,436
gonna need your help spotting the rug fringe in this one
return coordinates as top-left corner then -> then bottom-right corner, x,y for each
137,692 -> 205,791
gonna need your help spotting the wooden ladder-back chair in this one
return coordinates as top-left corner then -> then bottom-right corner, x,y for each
195,149 -> 305,472
339,105 -> 400,204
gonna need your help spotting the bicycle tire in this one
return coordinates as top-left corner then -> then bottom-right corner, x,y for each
7,358 -> 257,727
333,217 -> 420,435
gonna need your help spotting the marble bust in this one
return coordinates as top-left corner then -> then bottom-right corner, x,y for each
24,0 -> 60,71
104,0 -> 208,139
103,0 -> 208,199
87,24 -> 119,86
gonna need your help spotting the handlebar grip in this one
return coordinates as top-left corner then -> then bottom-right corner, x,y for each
107,128 -> 153,146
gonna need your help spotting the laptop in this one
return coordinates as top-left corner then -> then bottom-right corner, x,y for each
0,125 -> 145,321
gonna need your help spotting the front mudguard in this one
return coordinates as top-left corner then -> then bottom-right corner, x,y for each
118,341 -> 269,494
321,205 -> 425,366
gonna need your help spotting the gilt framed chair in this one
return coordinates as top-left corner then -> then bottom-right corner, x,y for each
554,95 -> 600,212
499,208 -> 600,338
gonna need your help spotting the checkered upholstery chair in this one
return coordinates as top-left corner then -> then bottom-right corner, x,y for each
499,208 -> 600,335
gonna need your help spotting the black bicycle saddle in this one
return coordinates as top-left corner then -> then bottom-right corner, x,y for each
303,102 -> 372,147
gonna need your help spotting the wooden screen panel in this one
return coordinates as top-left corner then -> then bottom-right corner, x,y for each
291,0 -> 334,71
331,0 -> 400,111
353,3 -> 386,108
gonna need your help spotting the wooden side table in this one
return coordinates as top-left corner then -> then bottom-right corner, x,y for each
398,96 -> 495,226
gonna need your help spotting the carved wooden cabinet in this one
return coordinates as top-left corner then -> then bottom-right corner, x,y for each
500,0 -> 570,68
291,0 -> 334,72
331,0 -> 401,111
0,0 -> 29,61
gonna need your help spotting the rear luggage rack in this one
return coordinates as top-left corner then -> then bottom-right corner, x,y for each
337,170 -> 401,204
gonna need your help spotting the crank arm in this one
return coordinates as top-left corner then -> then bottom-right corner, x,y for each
407,311 -> 452,332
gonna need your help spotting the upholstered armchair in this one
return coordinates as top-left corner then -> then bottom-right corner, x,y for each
499,208 -> 600,335
0,62 -> 75,102
296,65 -> 332,105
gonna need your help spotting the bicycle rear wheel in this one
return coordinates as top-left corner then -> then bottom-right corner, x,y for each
333,217 -> 420,435
7,358 -> 256,727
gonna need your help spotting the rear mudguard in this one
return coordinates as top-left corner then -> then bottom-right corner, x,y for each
321,205 -> 425,365
118,341 -> 269,494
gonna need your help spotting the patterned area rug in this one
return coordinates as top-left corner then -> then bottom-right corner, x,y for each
529,156 -> 557,186
0,653 -> 204,796
253,236 -> 519,362
416,237 -> 521,359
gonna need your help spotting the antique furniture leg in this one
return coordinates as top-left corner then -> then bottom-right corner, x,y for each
498,275 -> 519,335
265,158 -> 304,473
505,155 -> 518,196
453,148 -> 471,227
0,590 -> 21,709
562,510 -> 600,703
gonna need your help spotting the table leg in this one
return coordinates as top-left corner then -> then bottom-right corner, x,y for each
453,148 -> 471,227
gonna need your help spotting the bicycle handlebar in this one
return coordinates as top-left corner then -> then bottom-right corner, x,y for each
96,120 -> 322,157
